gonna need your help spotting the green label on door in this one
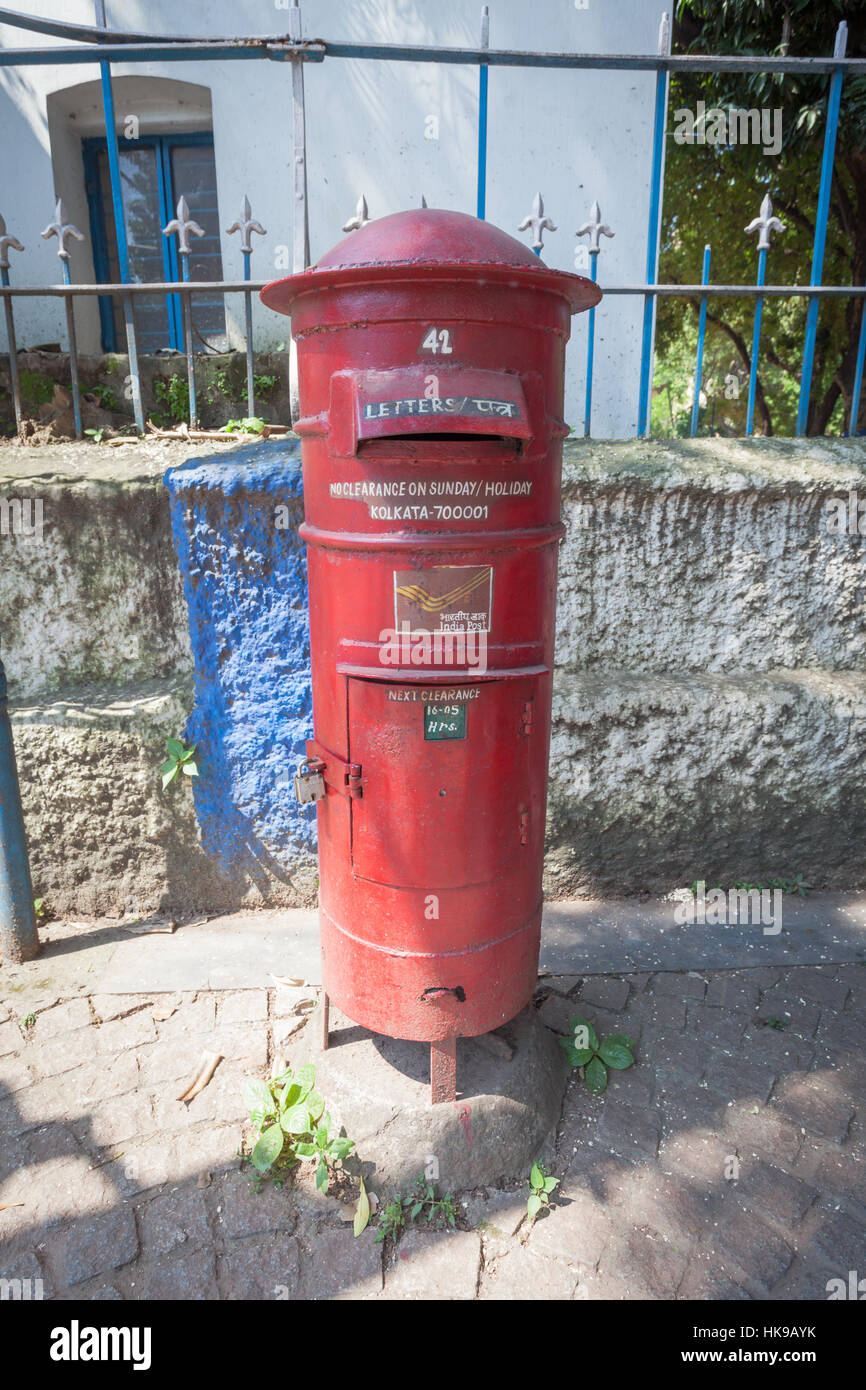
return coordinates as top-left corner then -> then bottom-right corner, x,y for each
424,704 -> 467,741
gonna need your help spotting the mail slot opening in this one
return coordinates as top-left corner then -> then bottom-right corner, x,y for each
357,434 -> 523,460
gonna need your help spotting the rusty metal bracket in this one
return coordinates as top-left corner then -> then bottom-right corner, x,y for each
305,739 -> 363,798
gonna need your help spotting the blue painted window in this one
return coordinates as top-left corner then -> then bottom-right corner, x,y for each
83,132 -> 226,354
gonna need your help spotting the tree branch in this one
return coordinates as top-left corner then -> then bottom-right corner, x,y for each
769,197 -> 814,240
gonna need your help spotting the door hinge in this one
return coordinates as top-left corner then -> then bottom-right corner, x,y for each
519,809 -> 529,845
305,739 -> 363,799
521,700 -> 534,736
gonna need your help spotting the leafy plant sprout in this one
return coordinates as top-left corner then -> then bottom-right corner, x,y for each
243,1064 -> 354,1194
221,416 -> 268,435
559,1016 -> 635,1095
527,1161 -> 558,1222
373,1176 -> 458,1244
154,374 -> 190,423
160,737 -> 198,790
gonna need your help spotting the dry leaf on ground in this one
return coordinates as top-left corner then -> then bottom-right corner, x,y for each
177,1050 -> 223,1102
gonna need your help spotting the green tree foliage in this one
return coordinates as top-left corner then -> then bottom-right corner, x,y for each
656,1 -> 865,436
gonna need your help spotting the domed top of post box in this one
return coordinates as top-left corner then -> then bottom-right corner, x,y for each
261,208 -> 601,316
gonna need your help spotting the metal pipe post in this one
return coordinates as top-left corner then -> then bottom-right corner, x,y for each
637,12 -> 671,438
576,200 -> 614,437
849,307 -> 866,436
690,244 -> 711,436
746,246 -> 767,436
477,6 -> 489,219
796,21 -> 847,435
0,654 -> 39,962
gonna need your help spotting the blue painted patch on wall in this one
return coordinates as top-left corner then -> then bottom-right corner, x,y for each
165,438 -> 315,894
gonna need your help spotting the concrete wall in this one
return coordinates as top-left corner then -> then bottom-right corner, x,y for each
547,438 -> 866,895
3,435 -> 866,917
0,0 -> 662,437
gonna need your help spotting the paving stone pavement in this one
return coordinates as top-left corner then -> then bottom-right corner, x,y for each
1,960 -> 864,1300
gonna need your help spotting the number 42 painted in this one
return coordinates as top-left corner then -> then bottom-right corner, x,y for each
420,327 -> 453,355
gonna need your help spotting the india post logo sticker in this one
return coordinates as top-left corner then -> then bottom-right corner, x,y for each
394,565 -> 493,633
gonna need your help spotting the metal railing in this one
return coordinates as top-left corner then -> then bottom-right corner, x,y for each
0,4 -> 864,439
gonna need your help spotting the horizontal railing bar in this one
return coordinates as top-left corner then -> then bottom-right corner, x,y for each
0,282 -> 863,299
0,8 -> 862,73
0,42 -> 325,65
0,281 -> 271,296
603,285 -> 866,297
320,44 -> 865,74
0,39 -> 863,74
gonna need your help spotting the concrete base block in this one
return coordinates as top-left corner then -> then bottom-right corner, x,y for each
312,1005 -> 568,1197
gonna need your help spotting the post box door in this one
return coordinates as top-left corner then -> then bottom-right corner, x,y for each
347,676 -> 536,890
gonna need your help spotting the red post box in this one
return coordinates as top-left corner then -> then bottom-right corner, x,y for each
262,209 -> 600,1102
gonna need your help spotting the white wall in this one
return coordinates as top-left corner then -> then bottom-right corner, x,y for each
0,0 -> 665,436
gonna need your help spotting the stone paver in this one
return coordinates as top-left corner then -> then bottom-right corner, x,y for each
299,1228 -> 382,1300
480,1244 -> 578,1300
0,1019 -> 24,1055
217,990 -> 269,1026
33,999 -> 93,1039
577,976 -> 630,1012
137,1189 -> 211,1257
219,1234 -> 300,1300
382,1229 -> 480,1300
0,958 -> 863,1301
52,1206 -> 139,1286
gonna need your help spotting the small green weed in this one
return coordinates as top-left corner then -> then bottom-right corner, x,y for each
159,737 -> 198,789
527,1161 -> 559,1221
243,1064 -> 354,1194
374,1176 -> 458,1244
559,1016 -> 636,1095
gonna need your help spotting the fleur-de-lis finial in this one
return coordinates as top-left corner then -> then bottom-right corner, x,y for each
41,199 -> 84,261
0,213 -> 24,270
518,192 -> 557,252
744,193 -> 785,252
658,11 -> 671,55
342,195 -> 370,233
163,195 -> 205,255
225,195 -> 266,255
576,200 -> 615,255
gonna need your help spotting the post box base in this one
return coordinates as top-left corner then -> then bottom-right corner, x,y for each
319,903 -> 541,1043
311,1000 -> 569,1196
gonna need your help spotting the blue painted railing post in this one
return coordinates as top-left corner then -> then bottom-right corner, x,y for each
746,245 -> 767,435
576,201 -> 615,437
849,308 -> 866,436
0,653 -> 39,962
95,1 -> 145,434
0,216 -> 24,431
744,194 -> 784,436
163,197 -> 205,429
637,12 -> 671,438
477,6 -> 489,219
226,196 -> 267,417
41,200 -> 84,440
690,244 -> 711,437
797,20 -> 848,436
584,260 -> 598,436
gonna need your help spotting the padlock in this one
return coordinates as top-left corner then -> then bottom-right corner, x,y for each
293,760 -> 325,805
